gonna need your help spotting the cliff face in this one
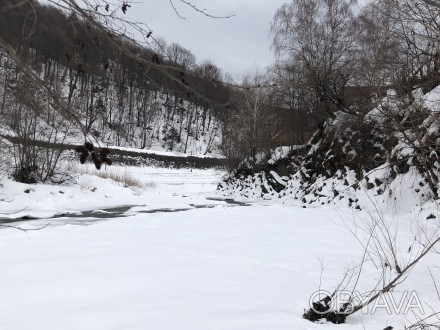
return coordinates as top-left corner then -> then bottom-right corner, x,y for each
219,88 -> 440,210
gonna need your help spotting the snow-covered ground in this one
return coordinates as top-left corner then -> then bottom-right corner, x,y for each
0,165 -> 438,330
0,164 -> 226,220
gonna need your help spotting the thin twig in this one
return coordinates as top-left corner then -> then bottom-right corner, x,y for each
178,0 -> 234,19
169,0 -> 186,19
427,266 -> 440,302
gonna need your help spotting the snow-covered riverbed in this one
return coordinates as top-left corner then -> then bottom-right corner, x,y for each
0,166 -> 438,330
0,205 -> 357,330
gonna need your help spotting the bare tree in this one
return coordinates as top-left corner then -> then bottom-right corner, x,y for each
386,0 -> 440,93
270,59 -> 315,143
271,0 -> 360,118
166,43 -> 197,71
355,0 -> 399,89
223,69 -> 279,165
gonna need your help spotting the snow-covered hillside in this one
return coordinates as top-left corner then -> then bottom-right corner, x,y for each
0,49 -> 224,159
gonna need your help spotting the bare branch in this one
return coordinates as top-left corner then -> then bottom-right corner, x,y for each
169,0 -> 186,19
177,0 -> 234,19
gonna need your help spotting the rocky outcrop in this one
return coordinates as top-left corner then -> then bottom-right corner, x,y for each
219,88 -> 440,208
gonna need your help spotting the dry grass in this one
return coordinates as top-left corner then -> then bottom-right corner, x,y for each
93,169 -> 143,188
66,161 -> 155,192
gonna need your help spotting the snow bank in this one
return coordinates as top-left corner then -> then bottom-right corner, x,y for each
0,164 -> 226,220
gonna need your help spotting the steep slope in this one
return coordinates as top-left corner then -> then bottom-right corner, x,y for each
219,88 -> 440,211
0,0 -> 229,160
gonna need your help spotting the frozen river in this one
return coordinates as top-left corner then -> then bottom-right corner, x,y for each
0,166 -> 437,330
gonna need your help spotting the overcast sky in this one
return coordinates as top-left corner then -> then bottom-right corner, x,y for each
124,0 -> 288,79
123,0 -> 370,79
